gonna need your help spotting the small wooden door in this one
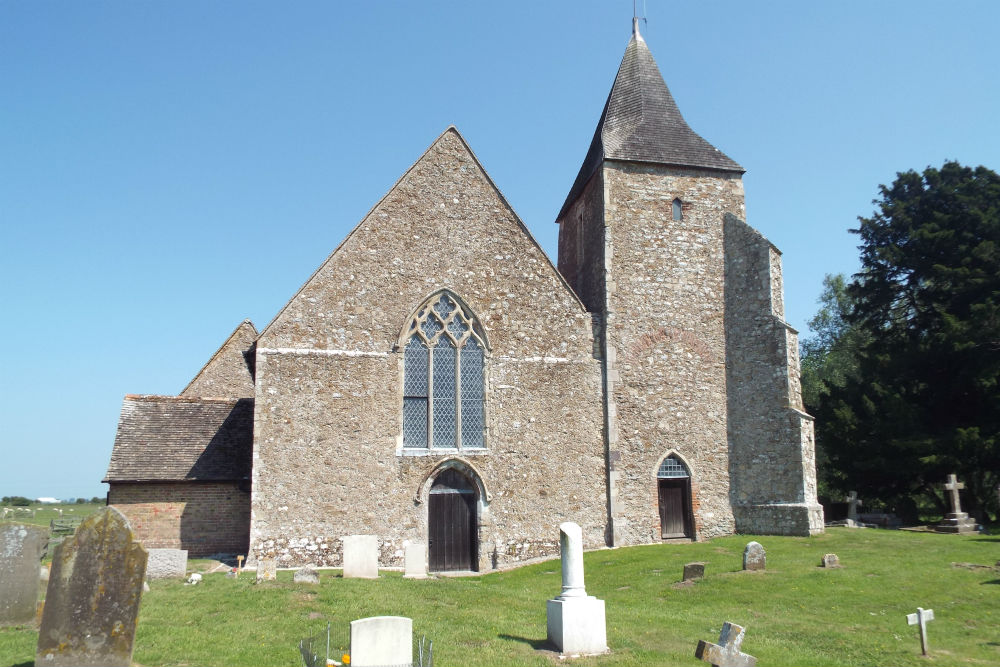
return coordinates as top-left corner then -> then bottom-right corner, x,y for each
658,478 -> 692,539
428,469 -> 478,571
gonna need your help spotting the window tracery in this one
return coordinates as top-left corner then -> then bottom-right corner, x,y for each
402,292 -> 487,450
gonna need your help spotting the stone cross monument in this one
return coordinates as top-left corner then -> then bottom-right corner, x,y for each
695,622 -> 757,667
546,522 -> 607,655
845,491 -> 862,525
935,474 -> 976,533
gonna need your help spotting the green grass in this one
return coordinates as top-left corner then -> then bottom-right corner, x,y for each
2,528 -> 999,666
0,502 -> 103,528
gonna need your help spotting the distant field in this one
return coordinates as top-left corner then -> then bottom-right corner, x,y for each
0,502 -> 104,528
2,527 -> 998,667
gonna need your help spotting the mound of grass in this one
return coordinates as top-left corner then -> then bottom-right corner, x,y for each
2,528 -> 998,666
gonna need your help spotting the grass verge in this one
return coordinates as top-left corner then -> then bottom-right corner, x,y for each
2,528 -> 998,666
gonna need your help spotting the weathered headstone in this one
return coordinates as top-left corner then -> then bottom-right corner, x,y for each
696,622 -> 757,667
742,542 -> 765,571
256,558 -> 277,582
546,522 -> 608,655
936,474 -> 977,533
404,542 -> 427,578
349,616 -> 412,667
36,507 -> 148,667
821,553 -> 840,568
146,548 -> 188,579
683,562 -> 706,581
342,535 -> 378,579
0,523 -> 48,626
294,564 -> 320,584
845,491 -> 862,525
906,607 -> 935,656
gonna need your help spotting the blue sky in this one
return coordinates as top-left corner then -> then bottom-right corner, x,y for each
2,1 -> 998,499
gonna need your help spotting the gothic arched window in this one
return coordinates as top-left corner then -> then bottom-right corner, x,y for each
402,292 -> 486,450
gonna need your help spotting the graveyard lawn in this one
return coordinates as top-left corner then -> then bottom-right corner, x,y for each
1,529 -> 998,667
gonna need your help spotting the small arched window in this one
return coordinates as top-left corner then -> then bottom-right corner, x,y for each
672,198 -> 683,221
402,292 -> 486,450
657,455 -> 690,479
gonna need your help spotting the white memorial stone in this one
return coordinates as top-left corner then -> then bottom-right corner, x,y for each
546,522 -> 608,655
342,535 -> 378,579
146,548 -> 188,579
403,542 -> 427,578
906,607 -> 934,656
350,615 -> 412,667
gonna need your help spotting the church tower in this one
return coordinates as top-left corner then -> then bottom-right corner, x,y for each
557,20 -> 823,544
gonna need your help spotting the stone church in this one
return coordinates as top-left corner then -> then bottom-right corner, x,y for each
104,21 -> 823,571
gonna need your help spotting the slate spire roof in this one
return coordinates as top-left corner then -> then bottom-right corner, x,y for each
558,20 -> 744,219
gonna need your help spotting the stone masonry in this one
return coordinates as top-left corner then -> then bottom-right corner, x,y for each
249,129 -> 608,568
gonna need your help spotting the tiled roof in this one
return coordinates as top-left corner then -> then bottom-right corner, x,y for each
558,31 -> 743,220
103,395 -> 253,482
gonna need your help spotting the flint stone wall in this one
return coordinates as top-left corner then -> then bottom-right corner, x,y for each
560,163 -> 745,544
249,129 -> 607,568
723,214 -> 823,536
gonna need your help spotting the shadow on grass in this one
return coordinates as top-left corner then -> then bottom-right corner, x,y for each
969,537 -> 1000,542
981,579 -> 1000,585
498,633 -> 551,651
9,662 -> 34,667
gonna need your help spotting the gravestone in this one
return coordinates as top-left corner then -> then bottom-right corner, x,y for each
294,564 -> 320,584
256,558 -> 277,582
696,622 -> 757,667
821,553 -> 840,568
349,616 -> 412,667
404,542 -> 427,578
342,535 -> 378,579
36,507 -> 147,667
546,522 -> 608,655
0,523 -> 48,626
906,607 -> 934,656
683,562 -> 706,581
742,542 -> 765,571
845,491 -> 862,525
936,474 -> 977,533
146,548 -> 188,579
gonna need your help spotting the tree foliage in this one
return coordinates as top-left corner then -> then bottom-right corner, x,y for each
807,161 -> 1000,522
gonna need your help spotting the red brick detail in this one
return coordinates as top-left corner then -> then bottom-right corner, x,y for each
109,481 -> 249,557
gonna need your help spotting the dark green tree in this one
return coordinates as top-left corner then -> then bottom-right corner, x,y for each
817,161 -> 1000,522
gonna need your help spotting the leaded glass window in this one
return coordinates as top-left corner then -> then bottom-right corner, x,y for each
657,456 -> 690,479
401,291 -> 487,450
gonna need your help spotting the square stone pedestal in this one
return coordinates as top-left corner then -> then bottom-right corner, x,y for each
546,596 -> 608,656
936,512 -> 977,534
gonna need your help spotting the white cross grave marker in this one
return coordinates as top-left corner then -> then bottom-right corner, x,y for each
943,475 -> 964,514
695,622 -> 757,667
906,607 -> 934,656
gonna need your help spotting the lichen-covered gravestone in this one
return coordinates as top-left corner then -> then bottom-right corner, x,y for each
0,523 -> 48,626
36,507 -> 148,667
256,558 -> 277,582
294,564 -> 320,584
146,548 -> 188,579
742,542 -> 765,571
683,562 -> 706,582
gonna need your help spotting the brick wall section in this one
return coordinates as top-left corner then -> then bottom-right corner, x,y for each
249,128 -> 607,568
109,482 -> 250,556
723,214 -> 824,535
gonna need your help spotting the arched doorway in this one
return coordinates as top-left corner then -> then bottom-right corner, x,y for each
657,455 -> 693,539
428,468 -> 478,571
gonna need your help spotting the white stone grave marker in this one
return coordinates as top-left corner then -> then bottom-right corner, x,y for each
350,615 -> 412,667
545,522 -> 607,655
695,622 -> 757,667
342,535 -> 379,578
906,607 -> 934,656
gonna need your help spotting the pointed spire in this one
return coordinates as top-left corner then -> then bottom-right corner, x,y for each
632,15 -> 643,42
558,25 -> 743,220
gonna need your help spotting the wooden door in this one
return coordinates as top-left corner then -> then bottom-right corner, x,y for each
658,479 -> 691,538
428,469 -> 478,571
